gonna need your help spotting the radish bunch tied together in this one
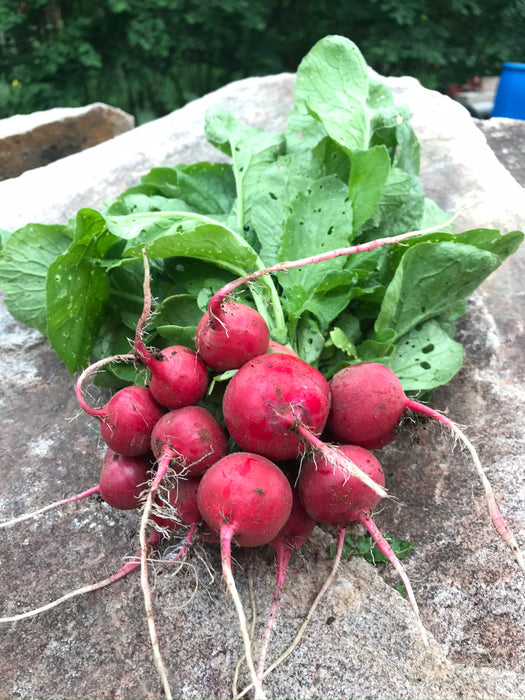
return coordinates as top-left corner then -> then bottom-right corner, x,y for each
1,238 -> 523,700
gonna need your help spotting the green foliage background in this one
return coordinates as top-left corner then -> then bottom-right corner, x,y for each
1,0 -> 524,123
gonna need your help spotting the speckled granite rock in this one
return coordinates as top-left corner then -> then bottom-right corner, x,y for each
0,73 -> 523,700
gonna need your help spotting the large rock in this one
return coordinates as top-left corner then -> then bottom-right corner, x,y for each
0,103 -> 134,181
475,116 -> 525,188
0,73 -> 523,700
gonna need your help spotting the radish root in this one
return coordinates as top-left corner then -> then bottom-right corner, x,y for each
0,484 -> 100,529
0,530 -> 161,623
220,524 -> 266,700
358,511 -> 428,645
139,456 -> 174,700
406,399 -> 525,574
237,527 -> 347,699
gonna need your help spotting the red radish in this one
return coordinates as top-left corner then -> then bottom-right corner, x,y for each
197,452 -> 293,699
222,352 -> 387,498
150,405 -> 228,478
197,452 -> 293,547
298,443 -> 427,643
152,477 -> 202,532
135,249 -> 209,408
256,489 -> 315,684
137,343 -> 209,410
99,449 -> 153,510
195,300 -> 270,371
327,363 -> 406,449
267,341 -> 298,356
222,353 -> 331,461
76,367 -> 165,456
327,362 -> 525,572
298,444 -> 385,525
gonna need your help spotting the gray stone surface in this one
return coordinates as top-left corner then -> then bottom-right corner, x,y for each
0,73 -> 524,700
0,103 -> 134,181
476,116 -> 525,188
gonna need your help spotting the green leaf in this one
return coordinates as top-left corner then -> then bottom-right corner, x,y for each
204,105 -> 285,233
296,315 -> 325,366
45,210 -> 114,372
46,252 -> 110,372
375,241 -> 506,340
348,146 -> 390,232
108,213 -> 259,276
295,35 -> 370,152
329,532 -> 415,564
0,223 -> 73,333
381,320 -> 465,391
277,174 -> 353,315
148,293 -> 203,348
329,327 -> 358,358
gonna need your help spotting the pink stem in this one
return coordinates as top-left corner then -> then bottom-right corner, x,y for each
405,399 -> 525,574
75,353 -> 136,417
358,511 -> 428,644
134,247 -> 155,366
208,225 -> 450,315
256,546 -> 292,683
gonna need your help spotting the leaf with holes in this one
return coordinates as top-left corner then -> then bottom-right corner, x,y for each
381,319 -> 465,391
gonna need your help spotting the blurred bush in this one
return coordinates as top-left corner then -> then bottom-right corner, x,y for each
1,0 -> 524,122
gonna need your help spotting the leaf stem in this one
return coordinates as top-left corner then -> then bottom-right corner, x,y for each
208,211 -> 464,312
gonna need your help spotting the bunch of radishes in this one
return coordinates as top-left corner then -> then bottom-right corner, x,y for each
2,240 -> 523,700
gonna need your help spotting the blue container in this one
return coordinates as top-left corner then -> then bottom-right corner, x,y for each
492,62 -> 525,119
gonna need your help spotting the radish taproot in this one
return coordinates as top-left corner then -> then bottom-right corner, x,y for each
152,476 -> 202,533
327,362 -> 525,572
298,443 -> 428,643
256,488 -> 316,684
197,452 -> 293,700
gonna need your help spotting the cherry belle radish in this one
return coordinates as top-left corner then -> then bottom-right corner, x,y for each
222,352 -> 387,498
195,300 -> 270,371
327,362 -> 525,572
99,449 -> 154,510
197,452 -> 293,700
134,249 -> 209,408
298,443 -> 428,644
76,374 -> 165,456
150,405 -> 228,478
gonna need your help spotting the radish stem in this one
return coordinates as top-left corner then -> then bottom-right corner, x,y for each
208,212 -> 463,316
